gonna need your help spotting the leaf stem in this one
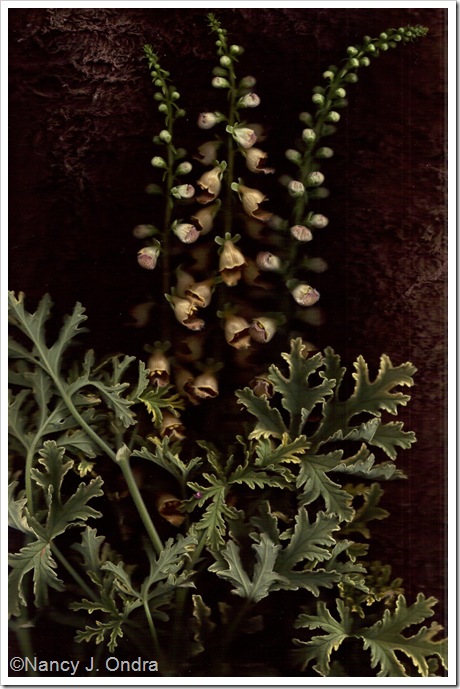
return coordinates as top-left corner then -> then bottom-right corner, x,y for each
51,542 -> 98,602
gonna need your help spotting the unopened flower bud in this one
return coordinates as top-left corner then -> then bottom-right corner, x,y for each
158,103 -> 168,114
312,93 -> 325,106
347,46 -> 358,56
322,70 -> 335,80
302,128 -> 316,143
315,147 -> 334,158
348,58 -> 360,68
291,283 -> 320,307
212,76 -> 230,88
345,73 -> 359,83
299,112 -> 313,125
151,156 -> 167,168
137,244 -> 160,270
285,149 -> 302,164
288,180 -> 305,197
175,161 -> 192,175
159,129 -> 172,143
197,111 -> 223,129
309,213 -> 329,228
239,75 -> 256,88
255,251 -> 281,272
306,171 -> 325,187
238,92 -> 261,108
335,87 -> 346,98
290,225 -> 313,242
133,224 -> 156,239
326,111 -> 340,123
380,43 -> 389,51
360,56 -> 371,66
171,184 -> 195,200
219,55 -> 232,67
230,44 -> 243,55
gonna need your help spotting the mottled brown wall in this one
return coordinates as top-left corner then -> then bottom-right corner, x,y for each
9,8 -> 447,624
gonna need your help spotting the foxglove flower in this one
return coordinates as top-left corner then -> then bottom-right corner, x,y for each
236,184 -> 272,222
250,317 -> 278,343
291,283 -> 320,307
172,221 -> 201,244
168,295 -> 205,331
147,349 -> 170,387
223,314 -> 251,350
185,278 -> 215,309
228,125 -> 257,149
245,148 -> 274,174
191,202 -> 220,235
160,411 -> 185,441
194,140 -> 221,165
188,370 -> 219,400
219,239 -> 246,286
309,213 -> 329,228
288,180 -> 305,197
137,244 -> 160,270
196,166 -> 223,204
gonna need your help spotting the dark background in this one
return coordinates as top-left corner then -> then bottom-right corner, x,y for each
9,7 -> 447,629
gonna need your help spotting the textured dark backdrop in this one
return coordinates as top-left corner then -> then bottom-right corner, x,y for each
9,8 -> 447,627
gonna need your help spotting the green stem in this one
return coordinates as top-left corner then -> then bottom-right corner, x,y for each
116,453 -> 163,556
143,599 -> 161,659
51,542 -> 97,602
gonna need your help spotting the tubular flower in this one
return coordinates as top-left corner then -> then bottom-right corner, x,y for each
194,140 -> 221,165
156,493 -> 185,527
137,244 -> 160,270
172,222 -> 201,244
223,314 -> 251,350
290,225 -> 313,242
147,349 -> 170,387
255,251 -> 281,272
219,240 -> 246,286
250,317 -> 278,344
196,166 -> 223,204
231,126 -> 257,149
168,295 -> 205,331
188,370 -> 219,400
185,278 -> 215,309
175,367 -> 199,405
237,184 -> 272,222
191,202 -> 220,235
245,148 -> 275,174
291,283 -> 320,307
160,411 -> 186,442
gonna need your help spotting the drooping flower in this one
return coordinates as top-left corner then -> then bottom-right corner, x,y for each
137,244 -> 160,270
222,314 -> 251,350
188,370 -> 219,400
159,411 -> 186,442
191,202 -> 221,235
172,221 -> 201,244
147,349 -> 170,387
249,317 -> 278,344
245,148 -> 275,174
156,493 -> 185,527
196,166 -> 224,204
291,283 -> 320,307
185,278 -> 215,309
236,184 -> 272,222
194,140 -> 221,165
168,295 -> 205,331
219,239 -> 246,286
230,125 -> 257,149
